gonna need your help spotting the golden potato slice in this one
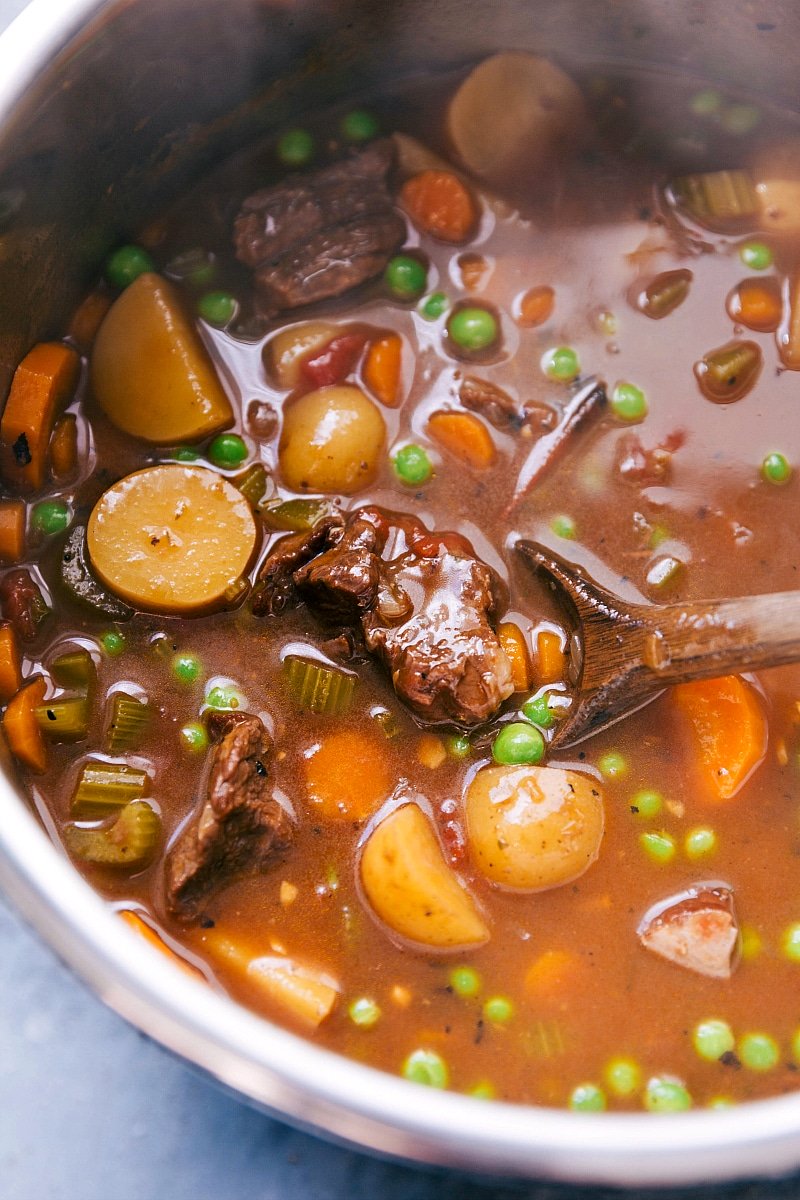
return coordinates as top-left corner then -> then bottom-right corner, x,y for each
264,321 -> 338,390
87,464 -> 256,614
360,802 -> 489,949
279,384 -> 385,494
465,763 -> 604,892
91,272 -> 233,443
447,53 -> 585,190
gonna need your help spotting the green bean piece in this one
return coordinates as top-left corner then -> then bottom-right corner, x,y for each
36,697 -> 90,742
283,656 -> 355,716
106,693 -> 151,754
51,648 -> 96,693
260,498 -> 331,532
65,800 -> 161,869
71,760 -> 149,815
671,169 -> 758,225
234,462 -> 270,509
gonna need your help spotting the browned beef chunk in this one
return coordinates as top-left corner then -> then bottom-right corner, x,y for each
233,140 -> 405,314
251,514 -> 343,616
165,712 -> 293,922
637,883 -> 739,979
254,507 -> 514,726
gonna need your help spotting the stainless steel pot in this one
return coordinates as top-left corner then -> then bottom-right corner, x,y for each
0,0 -> 798,1186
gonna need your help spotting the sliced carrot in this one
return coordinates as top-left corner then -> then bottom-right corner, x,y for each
67,289 -> 111,351
534,628 -> 566,685
400,169 -> 478,244
517,285 -> 555,327
0,342 -> 80,491
428,410 -> 496,470
0,623 -> 22,703
0,499 -> 25,563
727,278 -> 782,333
497,621 -> 532,691
49,413 -> 78,479
672,674 -> 767,801
2,676 -> 47,773
304,728 -> 391,821
119,910 -> 203,978
525,948 -> 583,1002
362,332 -> 403,408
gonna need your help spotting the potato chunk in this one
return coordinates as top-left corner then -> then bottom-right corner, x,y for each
87,464 -> 257,614
91,272 -> 233,443
279,384 -> 385,494
465,763 -> 604,891
360,802 -> 489,949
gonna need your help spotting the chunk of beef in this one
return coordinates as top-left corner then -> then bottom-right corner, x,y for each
0,568 -> 49,641
233,140 -> 406,315
252,514 -> 343,616
637,883 -> 739,979
459,376 -> 558,434
615,430 -> 686,488
165,712 -> 293,922
254,506 -> 514,726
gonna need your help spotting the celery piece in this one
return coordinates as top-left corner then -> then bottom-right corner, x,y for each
65,800 -> 161,868
106,693 -> 151,754
234,462 -> 270,509
71,760 -> 149,815
260,498 -> 331,532
695,340 -> 762,403
671,168 -> 757,226
35,697 -> 90,742
283,655 -> 355,715
51,648 -> 96,694
639,269 -> 692,320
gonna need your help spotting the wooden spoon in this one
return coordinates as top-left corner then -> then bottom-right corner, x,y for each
518,539 -> 800,748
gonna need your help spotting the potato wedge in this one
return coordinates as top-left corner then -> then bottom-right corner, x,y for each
91,272 -> 233,443
360,802 -> 489,949
87,464 -> 257,614
279,384 -> 385,494
206,931 -> 339,1027
465,763 -> 604,891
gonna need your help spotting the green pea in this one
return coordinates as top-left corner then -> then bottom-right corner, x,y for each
100,630 -> 126,657
640,830 -> 676,864
721,103 -> 761,135
402,1048 -> 449,1088
198,290 -> 238,327
483,995 -> 514,1024
421,291 -> 448,320
781,923 -> 800,962
594,309 -> 618,336
469,1081 -> 496,1100
738,1032 -> 779,1071
180,721 -> 208,753
604,1057 -> 641,1097
550,514 -> 577,540
277,128 -> 314,166
446,734 -> 472,759
105,244 -> 155,289
685,827 -> 717,859
448,307 -> 499,352
172,654 -> 202,685
569,1083 -> 606,1112
598,750 -> 627,780
165,247 -> 216,288
630,789 -> 663,819
492,722 -> 545,766
31,499 -> 70,536
348,997 -> 381,1027
739,240 -> 773,271
761,452 -> 792,484
393,443 -> 433,486
522,693 -> 556,729
206,684 -> 241,710
644,1076 -> 692,1113
543,346 -> 580,382
385,255 -> 427,299
341,109 -> 379,141
693,1018 -> 735,1062
449,966 -> 481,997
208,433 -> 247,469
689,88 -> 723,116
611,382 -> 648,423
173,447 -> 200,462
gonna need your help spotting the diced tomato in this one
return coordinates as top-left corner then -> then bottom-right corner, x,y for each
300,332 -> 366,388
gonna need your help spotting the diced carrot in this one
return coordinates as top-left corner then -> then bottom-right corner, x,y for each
517,285 -> 555,328
400,169 -> 478,244
119,910 -> 203,978
428,410 -> 496,470
728,278 -> 782,332
417,732 -> 446,769
525,948 -> 583,1002
497,621 -> 532,691
2,676 -> 47,773
49,413 -> 78,479
0,499 -> 25,563
458,252 -> 489,291
673,675 -> 767,801
534,628 -> 566,685
0,623 -> 22,702
67,289 -> 112,351
0,342 -> 80,491
779,273 -> 800,370
362,332 -> 403,408
304,728 -> 392,820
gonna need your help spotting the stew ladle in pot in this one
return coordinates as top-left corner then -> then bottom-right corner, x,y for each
518,539 -> 800,749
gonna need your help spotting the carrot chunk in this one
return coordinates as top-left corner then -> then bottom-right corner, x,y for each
0,623 -> 21,702
401,169 -> 478,243
119,910 -> 203,978
517,285 -> 555,328
534,628 -> 566,685
362,332 -> 403,407
49,413 -> 78,479
67,289 -> 112,351
727,277 -> 782,332
3,676 -> 47,773
497,621 -> 533,691
672,675 -> 767,801
0,342 -> 80,491
428,410 -> 496,470
525,948 -> 583,1002
304,728 -> 391,821
0,499 -> 25,563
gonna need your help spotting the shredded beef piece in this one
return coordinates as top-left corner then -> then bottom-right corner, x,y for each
165,712 -> 293,922
252,515 -> 343,616
254,506 -> 514,726
459,377 -> 558,435
233,140 -> 405,315
0,569 -> 49,641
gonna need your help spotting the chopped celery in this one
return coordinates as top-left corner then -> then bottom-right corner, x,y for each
638,269 -> 692,320
71,760 -> 149,815
51,648 -> 96,694
106,693 -> 151,753
65,800 -> 161,868
234,462 -> 270,508
695,340 -> 762,403
36,697 -> 89,742
283,655 -> 355,715
670,169 -> 757,226
261,498 -> 331,532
